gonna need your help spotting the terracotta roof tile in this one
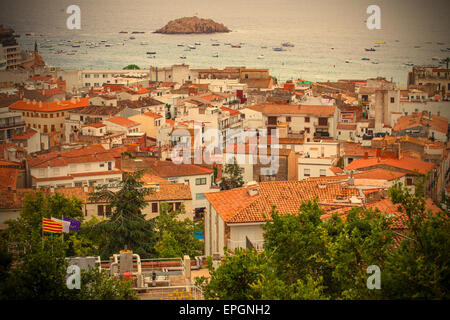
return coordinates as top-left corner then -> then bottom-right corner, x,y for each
9,97 -> 88,112
104,116 -> 139,128
206,180 -> 358,223
345,157 -> 435,175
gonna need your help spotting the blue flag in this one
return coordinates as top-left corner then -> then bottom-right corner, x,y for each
63,216 -> 81,232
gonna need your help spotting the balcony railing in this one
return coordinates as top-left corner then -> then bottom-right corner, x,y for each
0,120 -> 25,129
227,238 -> 264,252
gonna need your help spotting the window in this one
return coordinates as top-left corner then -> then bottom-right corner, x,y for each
94,74 -> 99,78
318,118 -> 328,126
105,205 -> 112,217
304,169 -> 310,177
406,178 -> 413,186
196,193 -> 206,200
390,97 -> 395,103
195,178 -> 206,185
286,116 -> 291,122
305,117 -> 310,123
50,114 -> 53,118
51,125 -> 55,132
97,205 -> 104,216
305,127 -> 310,133
175,202 -> 182,210
43,125 -> 48,133
152,203 -> 158,213
320,169 -> 326,177
184,179 -> 190,185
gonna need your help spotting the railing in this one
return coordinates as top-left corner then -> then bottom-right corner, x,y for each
227,239 -> 264,252
139,285 -> 204,300
0,120 -> 25,129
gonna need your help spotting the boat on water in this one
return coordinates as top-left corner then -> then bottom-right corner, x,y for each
281,42 -> 294,47
365,48 -> 376,51
119,31 -> 128,34
129,36 -> 135,40
261,46 -> 267,49
224,43 -> 231,45
67,52 -> 75,55
188,45 -> 196,49
361,57 -> 370,61
345,60 -> 350,63
105,44 -> 112,47
195,42 -> 201,45
212,52 -> 219,57
231,44 -> 241,48
436,42 -> 444,45
257,54 -> 264,59
375,41 -> 385,44
132,31 -> 145,34
140,41 -> 148,45
147,51 -> 156,55
404,63 -> 414,66
273,47 -> 284,51
212,43 -> 220,46
177,44 -> 184,47
180,55 -> 186,59
72,44 -> 80,48
372,61 -> 379,64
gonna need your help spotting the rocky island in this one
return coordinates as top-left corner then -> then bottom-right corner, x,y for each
154,16 -> 230,34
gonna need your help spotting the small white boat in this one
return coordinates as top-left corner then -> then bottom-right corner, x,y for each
188,45 -> 196,49
257,54 -> 264,59
212,52 -> 219,57
195,42 -> 201,45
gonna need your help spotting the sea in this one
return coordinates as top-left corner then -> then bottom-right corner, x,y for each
1,0 -> 449,86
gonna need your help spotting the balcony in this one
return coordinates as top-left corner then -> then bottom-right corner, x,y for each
227,238 -> 264,252
0,120 -> 25,129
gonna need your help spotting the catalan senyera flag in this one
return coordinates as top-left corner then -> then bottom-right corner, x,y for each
42,217 -> 62,234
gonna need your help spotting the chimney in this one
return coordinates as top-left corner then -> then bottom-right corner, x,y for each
246,181 -> 259,196
364,151 -> 368,159
376,148 -> 381,162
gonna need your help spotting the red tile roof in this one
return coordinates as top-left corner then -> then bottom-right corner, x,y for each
104,116 -> 140,128
353,169 -> 407,181
27,145 -> 127,168
9,97 -> 89,112
146,160 -> 213,178
205,180 -> 358,223
11,129 -> 38,140
143,111 -> 163,119
344,157 -> 435,175
220,106 -> 241,116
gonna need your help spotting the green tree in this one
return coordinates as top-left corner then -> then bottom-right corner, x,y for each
123,64 -> 140,70
220,157 -> 244,190
382,181 -> 449,299
87,170 -> 157,258
154,203 -> 203,258
195,248 -> 269,300
5,191 -> 84,256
